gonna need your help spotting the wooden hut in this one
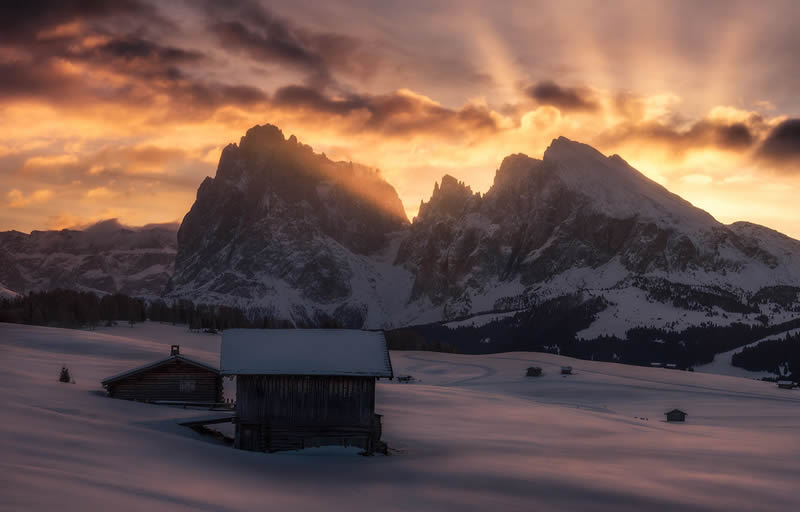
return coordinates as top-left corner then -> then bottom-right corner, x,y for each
221,329 -> 393,454
102,345 -> 222,404
664,409 -> 687,422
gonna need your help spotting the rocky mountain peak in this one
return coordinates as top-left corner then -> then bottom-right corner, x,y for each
239,124 -> 288,157
492,153 -> 539,190
416,174 -> 476,221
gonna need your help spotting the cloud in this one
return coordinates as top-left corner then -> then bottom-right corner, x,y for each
23,154 -> 80,171
597,117 -> 760,156
86,186 -> 113,199
0,0 -> 162,43
271,85 -> 501,138
205,0 -> 376,87
7,188 -> 53,208
0,3 -> 267,120
524,81 -> 599,112
78,36 -> 206,81
757,119 -> 800,168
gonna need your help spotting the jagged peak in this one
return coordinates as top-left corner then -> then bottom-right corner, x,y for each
439,174 -> 472,195
493,153 -> 539,189
416,174 -> 476,222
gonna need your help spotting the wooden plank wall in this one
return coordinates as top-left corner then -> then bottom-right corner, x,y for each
236,375 -> 376,426
108,360 -> 221,402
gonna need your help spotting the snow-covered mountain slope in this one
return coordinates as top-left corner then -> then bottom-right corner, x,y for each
0,219 -> 177,298
3,321 -> 800,511
166,125 -> 800,330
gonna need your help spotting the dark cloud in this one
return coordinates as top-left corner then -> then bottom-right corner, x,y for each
0,51 -> 266,116
272,85 -> 365,114
525,81 -> 599,112
0,0 -> 160,42
598,116 -> 761,155
205,0 -> 375,86
0,1 -> 267,117
271,85 -> 499,138
93,37 -> 204,64
0,61 -> 85,101
757,119 -> 800,167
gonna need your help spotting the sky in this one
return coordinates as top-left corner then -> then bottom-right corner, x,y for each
2,0 -> 800,237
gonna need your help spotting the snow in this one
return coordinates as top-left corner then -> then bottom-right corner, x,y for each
696,327 -> 800,379
576,285 -> 760,339
544,137 -> 716,229
3,321 -> 800,511
444,310 -> 520,329
220,329 -> 393,377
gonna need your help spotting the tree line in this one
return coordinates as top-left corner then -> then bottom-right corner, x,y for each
732,332 -> 800,381
0,289 -> 255,331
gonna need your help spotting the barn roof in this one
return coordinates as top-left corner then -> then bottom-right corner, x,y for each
101,354 -> 219,386
220,329 -> 393,378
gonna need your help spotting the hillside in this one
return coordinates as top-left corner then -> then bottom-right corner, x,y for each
2,321 -> 800,511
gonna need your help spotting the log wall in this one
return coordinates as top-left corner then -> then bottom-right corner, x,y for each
107,360 -> 222,403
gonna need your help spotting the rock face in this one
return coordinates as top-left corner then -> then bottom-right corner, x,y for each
0,219 -> 177,297
167,127 -> 800,330
165,124 -> 410,326
398,139 -> 800,319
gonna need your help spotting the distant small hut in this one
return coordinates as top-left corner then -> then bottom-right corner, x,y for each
102,345 -> 222,404
221,329 -> 393,454
526,367 -> 542,377
777,380 -> 794,390
561,366 -> 572,375
664,409 -> 687,422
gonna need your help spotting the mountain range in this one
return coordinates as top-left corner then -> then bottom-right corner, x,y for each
0,219 -> 176,299
3,124 -> 800,337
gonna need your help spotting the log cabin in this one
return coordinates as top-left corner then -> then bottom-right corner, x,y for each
102,345 -> 222,404
220,329 -> 393,454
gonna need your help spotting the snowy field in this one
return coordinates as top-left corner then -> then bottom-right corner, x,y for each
2,322 -> 800,511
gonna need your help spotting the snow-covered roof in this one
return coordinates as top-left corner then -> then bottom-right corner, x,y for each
101,355 -> 219,385
220,329 -> 393,378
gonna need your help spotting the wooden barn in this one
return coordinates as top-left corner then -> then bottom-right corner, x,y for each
102,345 -> 222,404
220,329 -> 393,454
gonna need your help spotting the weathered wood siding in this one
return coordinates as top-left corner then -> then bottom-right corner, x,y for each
234,375 -> 381,452
236,375 -> 375,425
107,360 -> 222,402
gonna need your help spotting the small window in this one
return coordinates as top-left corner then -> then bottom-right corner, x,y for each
180,380 -> 196,393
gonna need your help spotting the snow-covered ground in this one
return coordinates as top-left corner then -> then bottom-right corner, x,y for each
696,327 -> 800,379
2,322 -> 800,511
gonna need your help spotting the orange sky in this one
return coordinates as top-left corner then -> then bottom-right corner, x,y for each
2,0 -> 799,237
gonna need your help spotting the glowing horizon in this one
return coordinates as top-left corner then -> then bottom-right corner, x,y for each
2,1 -> 799,237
